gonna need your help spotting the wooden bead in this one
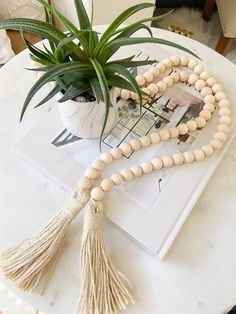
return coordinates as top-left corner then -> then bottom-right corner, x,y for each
120,89 -> 131,100
200,87 -> 212,97
183,151 -> 195,163
215,91 -> 226,102
131,92 -> 139,100
163,58 -> 172,68
115,88 -> 121,97
130,138 -> 141,150
119,142 -> 132,155
201,144 -> 214,156
210,139 -> 223,150
204,95 -> 215,104
101,179 -> 114,192
200,109 -> 211,120
195,79 -> 206,90
78,177 -> 92,190
149,132 -> 161,144
85,167 -> 97,179
170,55 -> 180,66
151,158 -> 163,170
193,149 -> 205,161
91,187 -> 104,200
111,173 -> 124,186
110,147 -> 122,159
195,116 -> 206,128
163,76 -> 174,87
141,87 -> 151,99
172,152 -> 184,165
194,64 -> 204,75
130,165 -> 143,177
217,124 -> 229,133
206,77 -> 217,87
218,99 -> 230,108
169,127 -> 180,138
203,103 -> 215,113
200,71 -> 210,80
219,116 -> 231,126
186,120 -> 198,132
219,107 -> 231,116
144,71 -> 154,83
101,152 -> 113,164
179,55 -> 188,66
178,123 -> 189,135
188,58 -> 198,69
156,81 -> 167,92
170,72 -> 180,82
159,129 -> 170,141
156,62 -> 166,72
179,71 -> 189,82
214,131 -> 226,142
162,155 -> 174,168
212,83 -> 223,93
188,74 -> 199,85
121,169 -> 134,181
136,75 -> 145,86
141,162 -> 153,174
140,135 -> 151,147
92,159 -> 106,171
150,67 -> 160,77
148,83 -> 158,96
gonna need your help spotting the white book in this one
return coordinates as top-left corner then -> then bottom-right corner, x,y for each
14,46 -> 236,259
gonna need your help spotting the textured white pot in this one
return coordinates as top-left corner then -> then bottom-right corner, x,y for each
57,88 -> 117,139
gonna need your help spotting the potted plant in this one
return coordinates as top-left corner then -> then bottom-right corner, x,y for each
0,0 -> 196,145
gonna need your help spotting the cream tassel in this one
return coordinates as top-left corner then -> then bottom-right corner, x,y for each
76,198 -> 134,314
0,187 -> 90,292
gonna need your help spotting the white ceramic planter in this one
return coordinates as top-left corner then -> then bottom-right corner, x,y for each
57,88 -> 117,139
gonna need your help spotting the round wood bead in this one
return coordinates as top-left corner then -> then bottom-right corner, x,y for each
193,149 -> 205,161
169,127 -> 180,138
214,131 -> 227,142
217,124 -> 229,133
170,55 -> 180,66
156,62 -> 166,72
218,99 -> 230,108
144,71 -> 154,83
121,169 -> 134,181
215,91 -> 226,102
210,139 -> 223,150
163,58 -> 172,68
200,109 -> 211,120
85,167 -> 97,179
219,107 -> 231,116
91,187 -> 104,200
204,95 -> 215,104
188,58 -> 198,69
183,151 -> 195,163
130,165 -> 143,177
188,74 -> 199,85
163,76 -> 174,87
194,64 -> 204,75
131,92 -> 139,100
136,75 -> 145,86
120,89 -> 131,100
186,120 -> 198,132
170,72 -> 180,82
141,87 -> 151,99
101,152 -> 113,164
203,103 -> 215,113
130,138 -> 141,150
111,173 -> 124,186
78,177 -> 92,190
92,159 -> 106,171
148,83 -> 158,96
172,152 -> 184,165
119,143 -> 132,155
149,132 -> 161,144
151,157 -> 163,170
110,147 -> 123,160
162,155 -> 174,168
206,77 -> 217,87
195,117 -> 206,128
159,129 -> 170,141
140,135 -> 151,147
201,144 -> 214,156
101,179 -> 114,192
200,87 -> 212,97
156,81 -> 167,92
195,79 -> 206,90
141,162 -> 153,174
178,123 -> 189,135
219,116 -> 231,126
179,71 -> 189,82
150,67 -> 160,77
212,83 -> 223,93
180,55 -> 189,66
200,71 -> 210,80
115,87 -> 121,97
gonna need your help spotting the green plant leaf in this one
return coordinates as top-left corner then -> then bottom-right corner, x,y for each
29,54 -> 52,66
114,23 -> 153,41
58,82 -> 89,102
107,59 -> 156,68
74,0 -> 91,30
90,77 -> 102,103
34,84 -> 61,108
106,74 -> 136,92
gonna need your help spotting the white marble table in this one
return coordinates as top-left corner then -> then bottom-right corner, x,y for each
0,26 -> 236,314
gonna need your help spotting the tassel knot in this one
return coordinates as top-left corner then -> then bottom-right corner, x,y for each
83,199 -> 103,231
